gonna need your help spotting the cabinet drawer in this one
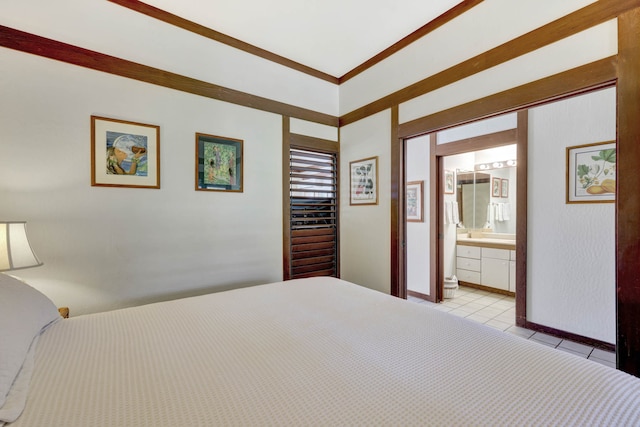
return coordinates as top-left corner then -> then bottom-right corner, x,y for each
481,247 -> 510,260
456,256 -> 481,272
457,268 -> 481,284
457,245 -> 481,259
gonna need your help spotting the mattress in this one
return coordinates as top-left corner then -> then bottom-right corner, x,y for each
10,277 -> 640,425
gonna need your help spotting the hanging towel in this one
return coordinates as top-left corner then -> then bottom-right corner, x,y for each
452,201 -> 460,225
445,201 -> 453,224
496,203 -> 504,222
503,203 -> 511,221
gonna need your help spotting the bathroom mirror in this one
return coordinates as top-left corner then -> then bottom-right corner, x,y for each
456,172 -> 490,229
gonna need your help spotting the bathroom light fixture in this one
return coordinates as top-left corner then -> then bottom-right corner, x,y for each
0,221 -> 43,272
475,159 -> 517,171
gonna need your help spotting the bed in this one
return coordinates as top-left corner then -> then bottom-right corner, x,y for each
2,273 -> 640,426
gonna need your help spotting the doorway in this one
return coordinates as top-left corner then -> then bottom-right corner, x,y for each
405,111 -> 526,327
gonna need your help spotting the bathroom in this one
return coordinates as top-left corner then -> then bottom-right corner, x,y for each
405,112 -> 520,306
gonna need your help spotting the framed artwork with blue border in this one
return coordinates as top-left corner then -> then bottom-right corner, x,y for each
196,133 -> 243,192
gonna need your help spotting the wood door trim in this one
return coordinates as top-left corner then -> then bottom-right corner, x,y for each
398,57 -> 616,139
616,8 -> 640,375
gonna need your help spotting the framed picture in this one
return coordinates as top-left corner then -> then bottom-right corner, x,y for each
406,181 -> 424,222
501,179 -> 509,198
350,156 -> 378,205
566,141 -> 616,203
492,177 -> 501,197
196,133 -> 243,192
91,116 -> 160,189
444,170 -> 455,194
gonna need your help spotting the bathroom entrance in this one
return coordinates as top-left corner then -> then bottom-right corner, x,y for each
404,110 -> 527,327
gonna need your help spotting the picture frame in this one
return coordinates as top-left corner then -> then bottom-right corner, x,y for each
91,116 -> 160,189
350,156 -> 378,205
444,170 -> 455,194
501,179 -> 509,198
566,141 -> 616,203
492,177 -> 501,197
406,181 -> 424,222
196,133 -> 243,192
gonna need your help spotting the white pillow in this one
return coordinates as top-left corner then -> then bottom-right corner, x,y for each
0,274 -> 60,410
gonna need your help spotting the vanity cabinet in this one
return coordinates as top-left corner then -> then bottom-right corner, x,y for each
481,248 -> 509,291
456,244 -> 516,293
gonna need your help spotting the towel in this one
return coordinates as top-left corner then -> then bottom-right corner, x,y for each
503,203 -> 511,221
452,201 -> 460,224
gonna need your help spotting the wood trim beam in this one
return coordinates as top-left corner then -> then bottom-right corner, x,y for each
430,133 -> 439,302
340,0 -> 638,127
282,116 -> 292,280
107,0 -> 339,84
616,8 -> 640,375
515,110 -> 528,328
339,0 -> 483,84
434,129 -> 517,157
290,133 -> 339,153
390,105 -> 403,298
398,57 -> 617,139
0,25 -> 338,127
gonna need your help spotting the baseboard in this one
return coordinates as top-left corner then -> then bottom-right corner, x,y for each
524,320 -> 615,353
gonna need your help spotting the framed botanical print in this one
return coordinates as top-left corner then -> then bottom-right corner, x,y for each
566,141 -> 616,203
196,133 -> 243,192
406,181 -> 424,222
350,156 -> 378,205
492,177 -> 501,197
444,170 -> 455,194
501,179 -> 509,198
91,116 -> 160,189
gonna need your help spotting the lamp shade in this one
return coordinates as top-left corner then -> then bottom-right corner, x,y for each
0,222 -> 43,272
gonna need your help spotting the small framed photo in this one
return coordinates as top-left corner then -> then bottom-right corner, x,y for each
492,177 -> 501,197
501,179 -> 509,198
406,181 -> 424,222
566,141 -> 616,203
196,133 -> 243,192
350,156 -> 378,205
91,116 -> 160,189
444,170 -> 455,194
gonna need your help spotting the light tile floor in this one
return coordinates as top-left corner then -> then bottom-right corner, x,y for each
408,285 -> 616,369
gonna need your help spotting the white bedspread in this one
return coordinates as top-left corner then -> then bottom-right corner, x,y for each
11,277 -> 640,425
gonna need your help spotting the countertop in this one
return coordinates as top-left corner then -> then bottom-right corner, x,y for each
456,237 -> 516,250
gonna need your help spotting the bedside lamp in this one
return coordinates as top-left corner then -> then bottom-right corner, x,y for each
0,221 -> 43,272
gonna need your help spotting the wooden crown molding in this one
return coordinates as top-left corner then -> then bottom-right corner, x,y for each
340,0 -> 640,127
108,0 -> 482,86
338,0 -> 483,84
0,25 -> 338,127
107,0 -> 339,84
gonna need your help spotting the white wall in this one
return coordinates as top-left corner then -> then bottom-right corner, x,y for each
406,135 -> 430,295
0,47 -> 286,314
339,110 -> 391,294
528,87 -> 616,343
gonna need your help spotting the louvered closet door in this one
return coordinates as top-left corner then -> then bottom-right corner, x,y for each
288,149 -> 338,279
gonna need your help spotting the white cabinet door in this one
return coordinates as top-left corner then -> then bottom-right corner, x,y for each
481,257 -> 509,290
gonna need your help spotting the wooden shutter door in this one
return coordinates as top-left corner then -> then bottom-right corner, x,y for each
286,148 -> 338,279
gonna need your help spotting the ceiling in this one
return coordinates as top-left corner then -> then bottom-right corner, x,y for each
143,0 -> 463,77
